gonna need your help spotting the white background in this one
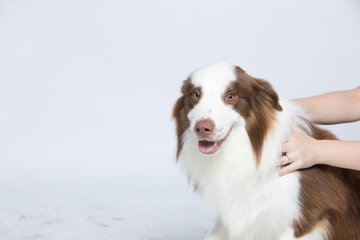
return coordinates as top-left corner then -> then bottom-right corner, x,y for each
0,0 -> 359,239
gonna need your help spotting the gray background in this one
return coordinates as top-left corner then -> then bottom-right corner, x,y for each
0,0 -> 359,239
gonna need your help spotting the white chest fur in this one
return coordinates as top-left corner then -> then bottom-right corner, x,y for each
178,101 -> 308,239
179,127 -> 301,239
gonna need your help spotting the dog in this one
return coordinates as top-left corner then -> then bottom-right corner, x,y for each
172,62 -> 360,240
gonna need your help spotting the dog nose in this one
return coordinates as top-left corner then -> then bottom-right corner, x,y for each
195,119 -> 215,138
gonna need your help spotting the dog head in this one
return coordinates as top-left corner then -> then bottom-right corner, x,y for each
173,62 -> 282,164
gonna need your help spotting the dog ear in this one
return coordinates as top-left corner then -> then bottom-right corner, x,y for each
173,79 -> 190,122
172,94 -> 185,158
234,67 -> 282,165
180,78 -> 191,94
173,79 -> 192,158
252,78 -> 282,111
172,95 -> 184,121
234,66 -> 282,112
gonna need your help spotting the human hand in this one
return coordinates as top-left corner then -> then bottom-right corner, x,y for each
278,127 -> 320,176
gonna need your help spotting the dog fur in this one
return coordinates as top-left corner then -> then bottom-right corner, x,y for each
173,62 -> 360,240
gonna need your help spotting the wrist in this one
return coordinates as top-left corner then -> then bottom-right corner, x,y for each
310,139 -> 323,166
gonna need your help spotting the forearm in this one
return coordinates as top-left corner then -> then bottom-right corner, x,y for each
294,87 -> 360,124
314,140 -> 360,171
279,127 -> 360,176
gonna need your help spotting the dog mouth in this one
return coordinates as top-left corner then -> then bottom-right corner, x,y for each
198,129 -> 232,154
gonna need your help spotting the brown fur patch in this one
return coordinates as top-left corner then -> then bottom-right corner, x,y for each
232,67 -> 282,165
172,78 -> 202,158
294,124 -> 360,240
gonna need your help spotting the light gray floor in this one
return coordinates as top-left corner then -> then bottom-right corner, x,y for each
0,178 -> 215,240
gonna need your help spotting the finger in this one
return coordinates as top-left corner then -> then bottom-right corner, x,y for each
278,155 -> 291,167
278,161 -> 302,176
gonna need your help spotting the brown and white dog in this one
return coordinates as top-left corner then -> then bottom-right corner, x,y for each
173,62 -> 360,240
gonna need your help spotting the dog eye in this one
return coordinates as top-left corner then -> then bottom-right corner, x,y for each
192,90 -> 201,101
226,93 -> 237,103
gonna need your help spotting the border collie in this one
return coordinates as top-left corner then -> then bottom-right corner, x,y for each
172,62 -> 360,240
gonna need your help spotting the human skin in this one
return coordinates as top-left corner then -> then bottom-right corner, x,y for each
278,87 -> 360,176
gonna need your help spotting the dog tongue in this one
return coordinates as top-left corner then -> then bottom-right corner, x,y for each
198,140 -> 220,154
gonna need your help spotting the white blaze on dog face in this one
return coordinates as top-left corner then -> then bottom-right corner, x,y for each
187,62 -> 244,154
